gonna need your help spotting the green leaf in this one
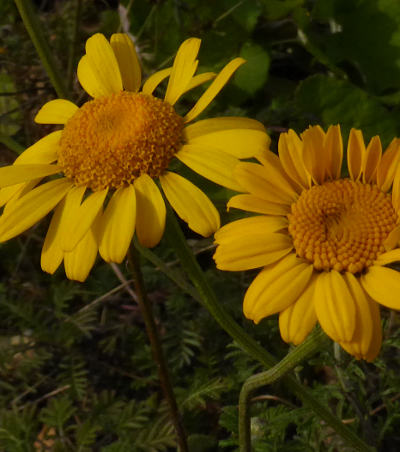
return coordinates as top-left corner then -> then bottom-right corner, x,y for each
234,41 -> 270,95
296,74 -> 400,145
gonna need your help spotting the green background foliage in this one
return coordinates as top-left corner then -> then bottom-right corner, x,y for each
2,0 -> 400,450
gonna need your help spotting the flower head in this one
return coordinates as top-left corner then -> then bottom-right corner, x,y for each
214,125 -> 400,361
0,33 -> 269,281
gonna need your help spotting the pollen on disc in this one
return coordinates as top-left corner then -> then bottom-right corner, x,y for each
288,179 -> 397,273
58,92 -> 184,191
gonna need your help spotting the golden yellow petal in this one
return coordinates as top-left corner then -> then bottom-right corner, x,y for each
176,144 -> 242,191
243,254 -> 313,323
363,135 -> 381,184
41,200 -> 65,274
14,131 -> 61,165
99,185 -> 136,263
35,99 -> 78,124
347,128 -> 365,182
134,174 -> 166,248
110,33 -> 141,92
160,172 -> 219,237
377,137 -> 400,192
0,164 -> 61,188
227,194 -> 290,216
361,265 -> 400,310
374,248 -> 400,265
324,125 -> 343,180
142,68 -> 172,95
301,125 -> 326,184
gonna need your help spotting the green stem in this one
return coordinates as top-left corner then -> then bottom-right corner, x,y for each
14,0 -> 68,98
239,328 -> 328,452
163,208 -> 374,452
66,0 -> 82,91
127,246 -> 188,452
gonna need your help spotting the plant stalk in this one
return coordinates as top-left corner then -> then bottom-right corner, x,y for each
14,0 -> 68,99
127,246 -> 188,452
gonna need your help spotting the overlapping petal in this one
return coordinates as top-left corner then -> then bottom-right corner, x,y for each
110,33 -> 141,92
35,99 -> 78,124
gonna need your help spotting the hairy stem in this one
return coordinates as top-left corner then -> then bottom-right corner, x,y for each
127,246 -> 188,452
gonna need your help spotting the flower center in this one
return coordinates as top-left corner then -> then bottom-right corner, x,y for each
58,92 -> 184,191
288,179 -> 397,273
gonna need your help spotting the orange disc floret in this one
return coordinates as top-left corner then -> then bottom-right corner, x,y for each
58,92 -> 184,191
288,179 -> 397,273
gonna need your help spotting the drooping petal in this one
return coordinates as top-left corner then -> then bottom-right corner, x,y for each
234,162 -> 295,205
184,58 -> 246,123
377,138 -> 400,192
41,200 -> 65,274
347,128 -> 365,182
0,164 -> 61,188
214,232 -> 292,271
14,131 -> 61,165
35,99 -> 78,124
227,194 -> 290,216
361,266 -> 400,310
184,117 -> 266,141
164,38 -> 201,105
279,274 -> 318,345
278,130 -> 310,190
176,144 -> 242,191
134,174 -> 166,248
185,127 -> 269,159
142,68 -> 172,95
110,33 -> 141,92
363,135 -> 382,184
99,185 -> 136,263
324,125 -> 343,180
64,219 -> 99,282
301,125 -> 326,184
243,254 -> 313,323
0,178 -> 73,242
62,188 -> 108,251
313,270 -> 356,343
160,171 -> 219,237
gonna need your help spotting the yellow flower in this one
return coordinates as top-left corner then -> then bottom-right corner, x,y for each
214,125 -> 400,361
0,33 -> 269,282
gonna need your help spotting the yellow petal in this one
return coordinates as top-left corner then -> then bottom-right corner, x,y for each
392,167 -> 400,214
279,275 -> 318,345
84,33 -> 122,95
0,178 -> 72,242
214,231 -> 292,271
363,135 -> 381,184
377,138 -> 400,192
278,130 -> 310,190
234,162 -> 294,205
176,144 -> 242,191
301,125 -> 326,184
41,200 -> 65,274
361,265 -> 400,310
160,171 -> 219,236
185,127 -> 269,159
3,179 -> 40,215
35,99 -> 78,124
14,131 -> 61,165
77,56 -> 108,98
62,188 -> 108,252
214,215 -> 288,243
110,33 -> 141,92
64,219 -> 99,282
184,58 -> 246,123
99,185 -> 136,263
243,254 -> 313,323
0,164 -> 61,188
142,68 -> 172,95
227,194 -> 290,216
383,225 -> 400,251
134,174 -> 166,248
184,72 -> 216,93
164,38 -> 201,105
184,116 -> 266,141
347,128 -> 365,182
374,248 -> 400,265
324,125 -> 343,180
313,271 -> 356,342
341,273 -> 374,357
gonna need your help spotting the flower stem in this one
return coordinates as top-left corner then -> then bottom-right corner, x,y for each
127,246 -> 188,452
14,0 -> 68,99
163,208 -> 374,452
239,327 -> 328,452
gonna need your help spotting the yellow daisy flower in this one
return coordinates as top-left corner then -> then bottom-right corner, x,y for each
214,125 -> 400,361
0,33 -> 269,282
